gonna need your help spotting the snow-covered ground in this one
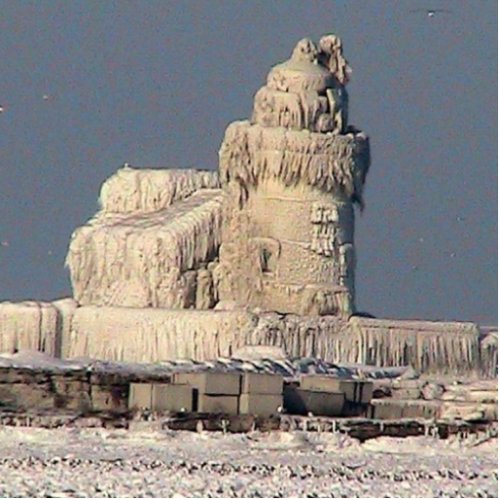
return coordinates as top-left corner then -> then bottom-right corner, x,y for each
0,427 -> 496,497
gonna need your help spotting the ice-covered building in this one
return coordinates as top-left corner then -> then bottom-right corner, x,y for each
0,35 -> 495,377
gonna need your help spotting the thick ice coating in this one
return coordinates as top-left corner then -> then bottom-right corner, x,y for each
252,36 -> 352,134
216,35 -> 370,317
67,35 -> 370,318
0,34 -> 496,379
67,170 -> 223,309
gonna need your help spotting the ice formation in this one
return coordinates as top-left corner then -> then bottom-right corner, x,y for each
65,307 -> 484,376
68,307 -> 258,362
99,167 -> 219,214
216,36 -> 369,317
66,169 -> 223,308
0,300 -> 76,357
0,34 -> 495,378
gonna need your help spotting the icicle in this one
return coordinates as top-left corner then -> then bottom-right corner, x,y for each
219,122 -> 369,207
67,189 -> 223,309
100,167 -> 219,214
0,299 -> 77,357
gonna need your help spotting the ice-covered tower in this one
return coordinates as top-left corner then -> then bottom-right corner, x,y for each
215,35 -> 370,317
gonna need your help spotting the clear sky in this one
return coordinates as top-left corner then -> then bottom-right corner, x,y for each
0,0 -> 497,324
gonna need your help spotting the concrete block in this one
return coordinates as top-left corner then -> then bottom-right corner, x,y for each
391,388 -> 422,400
440,402 -> 498,421
239,393 -> 283,416
369,400 -> 403,420
341,401 -> 370,417
369,399 -> 441,420
0,368 -> 50,384
197,394 -> 238,414
440,389 -> 498,404
52,379 -> 92,411
359,381 -> 374,404
0,383 -> 54,411
283,386 -> 344,417
91,385 -> 128,412
174,372 -> 240,395
241,373 -> 283,394
401,400 -> 440,419
462,390 -> 498,403
152,384 -> 193,412
128,383 -> 152,410
300,376 -> 373,403
392,379 -> 424,389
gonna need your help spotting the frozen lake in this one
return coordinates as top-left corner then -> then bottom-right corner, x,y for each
0,426 -> 496,497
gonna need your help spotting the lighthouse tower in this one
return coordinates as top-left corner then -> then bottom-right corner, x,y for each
215,36 -> 370,317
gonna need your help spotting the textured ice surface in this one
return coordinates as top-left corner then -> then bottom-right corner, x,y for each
0,427 -> 496,498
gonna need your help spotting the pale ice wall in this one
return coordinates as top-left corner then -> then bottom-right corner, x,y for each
0,301 -> 493,376
68,306 -> 259,362
65,305 -> 487,376
99,166 -> 219,213
249,315 -> 482,376
216,36 -> 369,316
0,299 -> 77,357
479,331 -> 498,379
215,177 -> 357,316
66,169 -> 223,309
347,317 -> 481,375
52,298 -> 78,358
219,123 -> 369,208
